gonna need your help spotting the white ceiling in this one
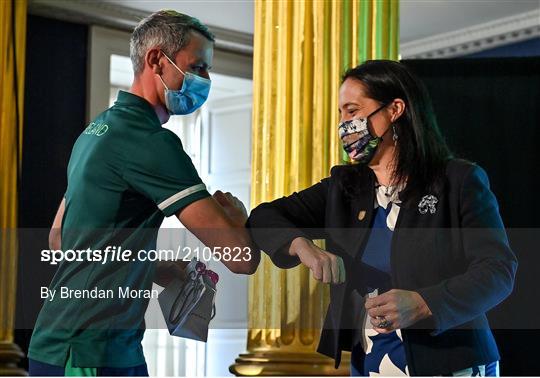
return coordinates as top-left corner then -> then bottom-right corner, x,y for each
400,0 -> 539,43
106,0 -> 539,43
104,0 -> 255,35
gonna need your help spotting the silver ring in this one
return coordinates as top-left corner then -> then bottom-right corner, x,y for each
377,316 -> 391,329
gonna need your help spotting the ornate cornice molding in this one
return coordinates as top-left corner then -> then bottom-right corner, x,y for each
401,9 -> 540,59
28,0 -> 254,56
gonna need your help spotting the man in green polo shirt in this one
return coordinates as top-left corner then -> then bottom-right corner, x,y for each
28,10 -> 259,376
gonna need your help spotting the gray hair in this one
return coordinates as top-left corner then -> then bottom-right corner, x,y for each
130,10 -> 215,75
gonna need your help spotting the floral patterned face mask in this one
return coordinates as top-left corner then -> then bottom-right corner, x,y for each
338,103 -> 388,164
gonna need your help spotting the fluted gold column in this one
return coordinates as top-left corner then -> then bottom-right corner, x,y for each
230,0 -> 399,375
0,0 -> 27,375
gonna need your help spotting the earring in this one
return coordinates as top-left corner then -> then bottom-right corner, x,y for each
392,124 -> 398,145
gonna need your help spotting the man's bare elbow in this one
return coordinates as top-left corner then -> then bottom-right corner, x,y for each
232,264 -> 257,275
243,260 -> 259,275
229,255 -> 260,275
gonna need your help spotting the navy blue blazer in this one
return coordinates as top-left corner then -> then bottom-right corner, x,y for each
246,159 -> 517,376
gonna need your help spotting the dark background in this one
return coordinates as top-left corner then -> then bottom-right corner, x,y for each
15,14 -> 88,371
404,57 -> 540,376
15,14 -> 540,375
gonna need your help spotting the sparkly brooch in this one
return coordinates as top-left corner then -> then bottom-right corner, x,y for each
418,194 -> 438,214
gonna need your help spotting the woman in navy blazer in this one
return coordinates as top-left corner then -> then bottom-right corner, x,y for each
246,60 -> 517,376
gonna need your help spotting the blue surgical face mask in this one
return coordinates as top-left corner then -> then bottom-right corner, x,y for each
159,52 -> 211,115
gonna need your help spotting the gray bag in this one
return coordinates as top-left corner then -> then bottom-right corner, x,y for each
158,259 -> 217,342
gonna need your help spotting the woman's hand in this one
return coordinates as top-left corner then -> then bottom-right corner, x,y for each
289,237 -> 346,284
365,289 -> 433,334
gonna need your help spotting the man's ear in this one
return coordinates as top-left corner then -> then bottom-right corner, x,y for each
390,98 -> 406,123
146,48 -> 162,75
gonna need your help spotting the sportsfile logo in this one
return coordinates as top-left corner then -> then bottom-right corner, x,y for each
40,246 -> 254,265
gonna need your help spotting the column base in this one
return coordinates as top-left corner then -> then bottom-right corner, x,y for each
230,351 -> 350,376
0,342 -> 26,376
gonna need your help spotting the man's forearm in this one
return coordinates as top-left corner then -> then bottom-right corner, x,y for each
49,197 -> 65,250
48,227 -> 61,250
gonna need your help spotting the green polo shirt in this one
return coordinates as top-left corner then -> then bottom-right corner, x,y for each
28,91 -> 210,368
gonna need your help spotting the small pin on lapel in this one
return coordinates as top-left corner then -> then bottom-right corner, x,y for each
358,210 -> 366,221
418,194 -> 438,214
